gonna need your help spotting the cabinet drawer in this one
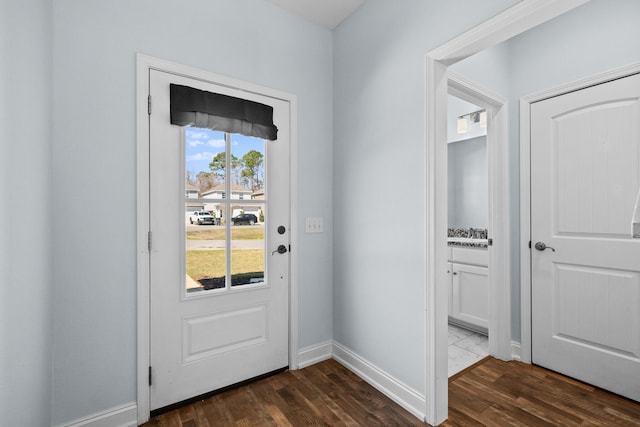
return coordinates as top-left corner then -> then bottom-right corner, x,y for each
450,247 -> 488,266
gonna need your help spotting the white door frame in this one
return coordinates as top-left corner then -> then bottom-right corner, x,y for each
448,73 -> 510,357
135,54 -> 299,425
519,61 -> 640,365
424,1 -> 589,424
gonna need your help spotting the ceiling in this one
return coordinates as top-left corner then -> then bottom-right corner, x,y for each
266,0 -> 366,29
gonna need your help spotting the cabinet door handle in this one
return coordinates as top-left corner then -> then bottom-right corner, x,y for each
453,272 -> 458,275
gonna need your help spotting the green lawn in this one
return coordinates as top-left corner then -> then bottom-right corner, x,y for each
187,228 -> 264,240
186,249 -> 264,281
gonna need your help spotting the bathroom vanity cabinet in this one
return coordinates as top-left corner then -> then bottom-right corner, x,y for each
447,246 -> 488,333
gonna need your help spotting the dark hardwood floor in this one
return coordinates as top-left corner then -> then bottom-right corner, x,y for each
143,357 -> 640,426
443,357 -> 640,427
143,359 -> 424,426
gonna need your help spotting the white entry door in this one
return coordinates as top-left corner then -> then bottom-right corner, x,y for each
148,69 -> 290,410
531,73 -> 640,401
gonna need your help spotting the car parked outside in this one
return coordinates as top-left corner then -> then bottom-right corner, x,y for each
230,213 -> 258,225
189,211 -> 215,225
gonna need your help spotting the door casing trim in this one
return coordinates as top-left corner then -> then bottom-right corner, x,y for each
135,53 -> 299,425
519,61 -> 640,364
448,72 -> 511,359
424,0 -> 590,424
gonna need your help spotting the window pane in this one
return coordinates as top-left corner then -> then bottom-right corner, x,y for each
186,127 -> 226,196
231,203 -> 265,286
185,127 -> 227,293
230,135 -> 265,287
231,134 -> 265,193
184,128 -> 266,292
185,214 -> 227,292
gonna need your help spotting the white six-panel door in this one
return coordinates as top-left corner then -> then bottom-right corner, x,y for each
148,69 -> 290,410
531,73 -> 640,401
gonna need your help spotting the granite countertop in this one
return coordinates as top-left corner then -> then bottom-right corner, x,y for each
447,228 -> 488,249
447,237 -> 488,248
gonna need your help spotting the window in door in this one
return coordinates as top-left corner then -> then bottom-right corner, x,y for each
185,127 -> 266,293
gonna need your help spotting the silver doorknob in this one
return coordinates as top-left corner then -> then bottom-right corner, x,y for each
534,242 -> 555,252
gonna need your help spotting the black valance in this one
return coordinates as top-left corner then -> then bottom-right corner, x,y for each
170,84 -> 278,140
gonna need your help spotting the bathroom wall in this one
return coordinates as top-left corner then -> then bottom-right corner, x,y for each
448,136 -> 488,229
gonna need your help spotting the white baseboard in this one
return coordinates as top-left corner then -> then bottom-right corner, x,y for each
332,341 -> 426,422
511,341 -> 522,361
60,402 -> 137,427
297,340 -> 333,369
65,341 -> 425,426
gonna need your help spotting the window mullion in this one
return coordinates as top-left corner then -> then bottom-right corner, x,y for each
224,132 -> 232,290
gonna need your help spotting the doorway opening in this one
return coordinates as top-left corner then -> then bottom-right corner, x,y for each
424,2 -> 590,425
445,74 -> 511,374
446,90 -> 491,377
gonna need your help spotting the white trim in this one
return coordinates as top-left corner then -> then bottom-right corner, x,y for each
297,340 -> 333,369
448,73 -> 512,362
289,95 -> 300,371
519,97 -> 533,364
135,54 -> 151,424
59,403 -> 137,427
428,0 -> 590,65
521,62 -> 640,104
519,61 -> 640,366
332,341 -> 426,422
136,53 -> 299,425
424,55 -> 449,425
511,341 -> 522,362
424,1 -> 590,425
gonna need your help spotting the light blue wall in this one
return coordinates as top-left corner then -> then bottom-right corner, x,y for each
0,3 -> 6,421
333,0 -> 640,396
510,0 -> 640,98
447,42 -> 511,233
51,0 -> 333,424
447,0 -> 640,343
506,0 -> 640,343
448,136 -> 488,229
5,0 -> 640,424
0,0 -> 53,426
450,42 -> 512,99
332,0 -> 520,393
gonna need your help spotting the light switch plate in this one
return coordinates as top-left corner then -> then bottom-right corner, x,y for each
305,217 -> 323,233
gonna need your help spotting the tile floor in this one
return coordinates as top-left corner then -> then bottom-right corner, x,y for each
448,323 -> 489,377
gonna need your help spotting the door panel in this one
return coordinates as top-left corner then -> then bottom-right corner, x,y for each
531,73 -> 640,401
149,69 -> 290,410
451,263 -> 489,330
182,304 -> 268,363
554,99 -> 639,237
553,264 -> 640,357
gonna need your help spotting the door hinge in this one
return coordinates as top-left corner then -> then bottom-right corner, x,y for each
528,240 -> 532,249
488,238 -> 493,246
149,366 -> 152,386
148,231 -> 152,251
147,94 -> 152,115
288,244 -> 291,253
